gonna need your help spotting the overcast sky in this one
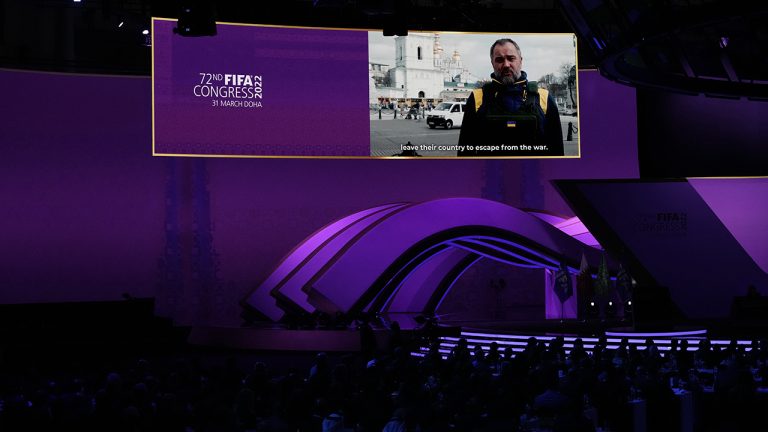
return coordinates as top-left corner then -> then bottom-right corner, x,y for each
368,32 -> 577,82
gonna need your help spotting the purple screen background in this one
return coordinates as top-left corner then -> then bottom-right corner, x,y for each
153,20 -> 371,156
0,68 -> 638,325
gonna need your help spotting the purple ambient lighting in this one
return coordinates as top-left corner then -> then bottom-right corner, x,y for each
605,330 -> 707,338
433,255 -> 482,311
246,203 -> 407,320
379,248 -> 472,314
427,331 -> 755,357
247,198 -> 609,319
566,179 -> 768,318
448,235 -> 564,269
688,178 -> 768,274
366,243 -> 452,309
0,65 -> 639,314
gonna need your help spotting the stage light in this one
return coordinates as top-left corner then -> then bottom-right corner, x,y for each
118,21 -> 124,28
606,301 -> 616,319
142,29 -> 151,48
174,0 -> 217,37
586,301 -> 599,320
623,298 -> 633,320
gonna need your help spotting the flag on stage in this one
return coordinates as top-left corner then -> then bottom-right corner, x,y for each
576,253 -> 593,319
616,263 -> 632,301
576,253 -> 592,297
554,261 -> 573,304
595,253 -> 611,298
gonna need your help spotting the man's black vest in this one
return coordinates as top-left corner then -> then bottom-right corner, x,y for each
472,80 -> 549,144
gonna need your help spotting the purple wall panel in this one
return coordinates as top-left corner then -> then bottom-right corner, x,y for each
0,70 -> 165,303
1,68 -> 638,327
637,89 -> 768,177
688,178 -> 768,274
575,180 -> 768,318
538,71 -> 639,215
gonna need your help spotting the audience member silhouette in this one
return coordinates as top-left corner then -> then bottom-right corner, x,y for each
3,331 -> 767,432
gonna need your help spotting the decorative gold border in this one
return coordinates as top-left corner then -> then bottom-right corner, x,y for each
151,20 -> 156,157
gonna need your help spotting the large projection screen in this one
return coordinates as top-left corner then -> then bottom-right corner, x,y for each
152,19 -> 580,158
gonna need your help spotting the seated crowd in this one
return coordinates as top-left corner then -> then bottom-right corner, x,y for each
1,330 -> 767,432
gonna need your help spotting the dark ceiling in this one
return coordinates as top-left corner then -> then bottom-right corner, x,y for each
0,0 -> 585,75
562,0 -> 768,99
2,1 -> 767,98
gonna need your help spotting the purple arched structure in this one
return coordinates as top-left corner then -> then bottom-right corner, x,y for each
243,198 -> 606,322
246,203 -> 409,321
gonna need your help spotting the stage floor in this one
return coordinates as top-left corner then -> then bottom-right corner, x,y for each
188,315 -> 768,352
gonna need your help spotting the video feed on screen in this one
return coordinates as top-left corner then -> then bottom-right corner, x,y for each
152,18 -> 579,158
369,32 -> 579,158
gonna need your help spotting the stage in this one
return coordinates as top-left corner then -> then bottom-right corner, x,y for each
186,315 -> 767,355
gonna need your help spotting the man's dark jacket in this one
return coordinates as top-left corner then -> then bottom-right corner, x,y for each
458,71 -> 564,156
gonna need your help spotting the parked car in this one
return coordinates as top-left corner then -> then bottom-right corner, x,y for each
427,101 -> 465,129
